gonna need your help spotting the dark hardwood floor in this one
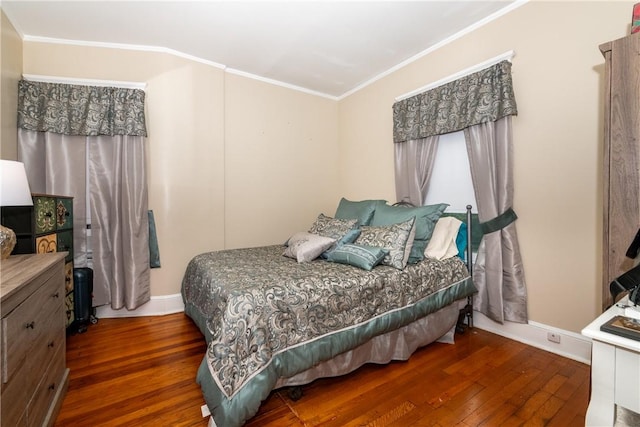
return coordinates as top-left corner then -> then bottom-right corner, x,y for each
54,313 -> 590,427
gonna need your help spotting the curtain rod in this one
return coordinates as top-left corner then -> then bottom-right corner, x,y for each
394,50 -> 515,102
22,74 -> 146,90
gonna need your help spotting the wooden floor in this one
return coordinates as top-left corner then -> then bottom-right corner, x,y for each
54,313 -> 590,427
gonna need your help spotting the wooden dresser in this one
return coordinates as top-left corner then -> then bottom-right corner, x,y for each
1,253 -> 69,426
600,32 -> 640,310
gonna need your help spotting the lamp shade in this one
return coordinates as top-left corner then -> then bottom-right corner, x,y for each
0,160 -> 33,206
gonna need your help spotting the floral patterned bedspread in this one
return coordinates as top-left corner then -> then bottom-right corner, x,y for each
181,245 -> 469,399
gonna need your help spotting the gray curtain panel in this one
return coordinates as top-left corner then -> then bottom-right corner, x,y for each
17,80 -> 150,311
464,118 -> 527,323
394,136 -> 439,206
393,60 -> 527,324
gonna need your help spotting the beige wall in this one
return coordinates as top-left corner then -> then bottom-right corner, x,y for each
21,41 -> 340,298
0,8 -> 22,159
338,0 -> 634,332
224,73 -> 339,249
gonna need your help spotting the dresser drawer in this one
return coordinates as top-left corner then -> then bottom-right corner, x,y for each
27,347 -> 66,427
64,262 -> 74,294
26,305 -> 64,393
2,269 -> 63,384
34,196 -> 56,235
65,291 -> 75,326
36,233 -> 57,254
56,230 -> 73,262
55,198 -> 73,230
1,356 -> 29,427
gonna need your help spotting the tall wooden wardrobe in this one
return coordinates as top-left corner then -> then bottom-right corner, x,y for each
600,32 -> 640,310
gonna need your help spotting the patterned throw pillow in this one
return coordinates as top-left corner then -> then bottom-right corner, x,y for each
371,203 -> 448,264
283,232 -> 337,263
308,213 -> 360,256
326,244 -> 389,271
355,217 -> 416,269
308,213 -> 358,241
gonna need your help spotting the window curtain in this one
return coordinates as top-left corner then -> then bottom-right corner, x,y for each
393,60 -> 527,324
17,79 -> 150,310
394,136 -> 439,207
464,118 -> 526,323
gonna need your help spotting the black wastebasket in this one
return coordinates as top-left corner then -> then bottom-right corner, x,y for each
73,267 -> 94,333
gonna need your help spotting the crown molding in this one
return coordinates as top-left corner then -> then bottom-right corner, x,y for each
337,0 -> 528,101
23,35 -> 227,70
22,73 -> 146,90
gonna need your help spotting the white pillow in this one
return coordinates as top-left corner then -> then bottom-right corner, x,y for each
283,232 -> 337,263
424,216 -> 462,260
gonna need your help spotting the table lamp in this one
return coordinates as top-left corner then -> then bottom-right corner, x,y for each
0,160 -> 33,259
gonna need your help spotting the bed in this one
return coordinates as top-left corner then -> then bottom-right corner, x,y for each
181,199 -> 477,427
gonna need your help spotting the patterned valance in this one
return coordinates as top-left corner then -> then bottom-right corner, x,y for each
18,79 -> 147,137
392,60 -> 517,143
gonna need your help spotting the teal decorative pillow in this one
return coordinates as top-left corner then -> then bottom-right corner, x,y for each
334,198 -> 386,226
456,222 -> 468,260
283,232 -> 337,263
326,244 -> 389,271
355,217 -> 415,269
371,203 -> 448,263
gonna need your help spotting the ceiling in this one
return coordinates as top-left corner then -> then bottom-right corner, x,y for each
2,1 -> 521,99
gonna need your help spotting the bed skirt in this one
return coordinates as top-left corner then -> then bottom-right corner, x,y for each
275,297 -> 464,388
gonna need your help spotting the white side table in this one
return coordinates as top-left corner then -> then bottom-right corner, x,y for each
582,297 -> 640,426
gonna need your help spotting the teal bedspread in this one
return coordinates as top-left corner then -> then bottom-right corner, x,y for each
181,245 -> 475,427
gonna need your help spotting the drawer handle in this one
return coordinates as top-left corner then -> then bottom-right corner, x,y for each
48,383 -> 56,391
25,321 -> 35,329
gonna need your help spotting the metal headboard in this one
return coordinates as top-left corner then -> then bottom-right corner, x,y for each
465,204 -> 473,278
464,204 -> 474,329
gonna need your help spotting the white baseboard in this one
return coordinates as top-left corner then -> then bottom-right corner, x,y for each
95,294 -> 593,365
473,311 -> 592,365
95,293 -> 184,318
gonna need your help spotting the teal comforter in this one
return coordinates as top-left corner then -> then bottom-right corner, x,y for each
181,245 -> 475,427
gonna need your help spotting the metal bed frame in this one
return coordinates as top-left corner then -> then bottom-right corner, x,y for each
458,204 -> 474,332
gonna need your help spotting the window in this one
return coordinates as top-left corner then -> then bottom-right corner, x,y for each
424,131 -> 477,212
